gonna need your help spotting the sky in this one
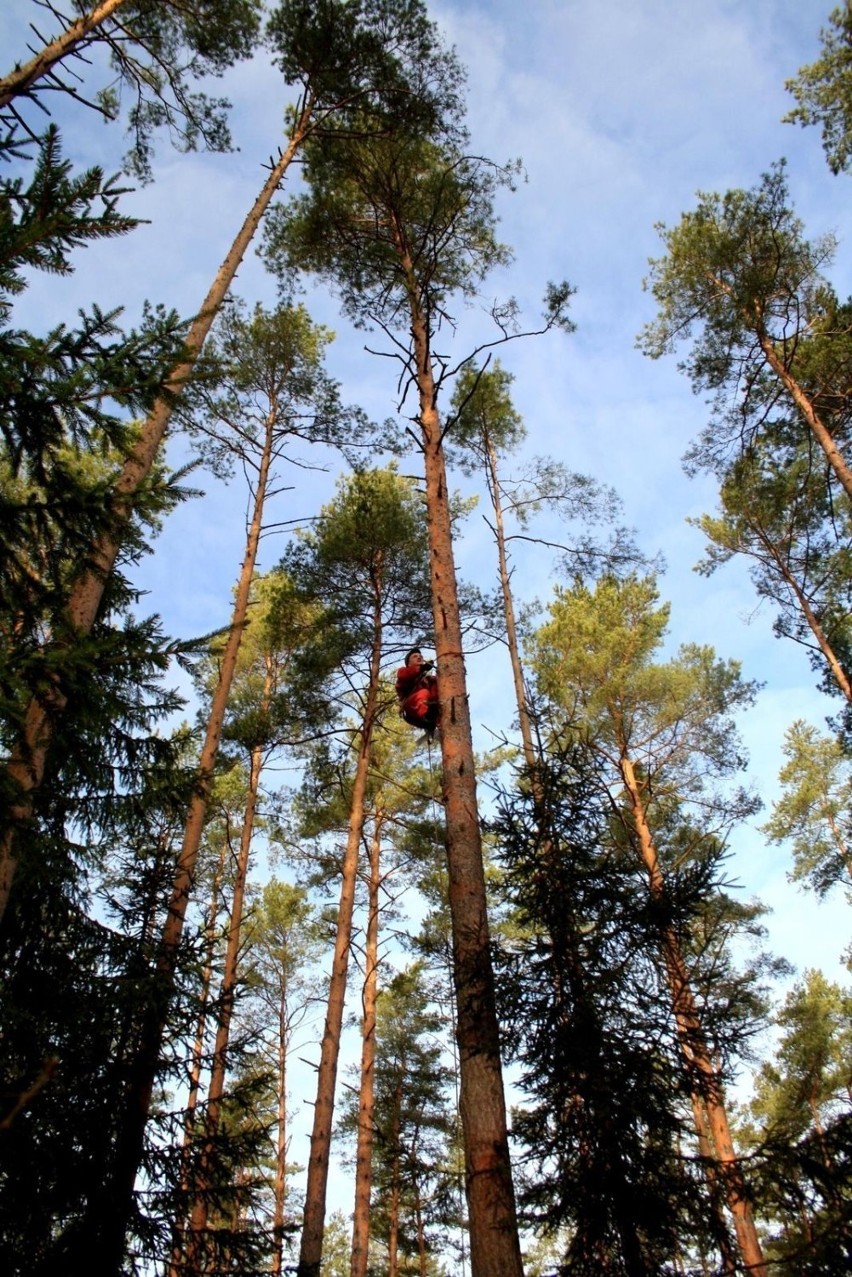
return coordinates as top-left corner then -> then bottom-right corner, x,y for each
3,0 -> 850,1187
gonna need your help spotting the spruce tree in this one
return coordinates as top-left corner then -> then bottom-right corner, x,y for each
531,573 -> 770,1274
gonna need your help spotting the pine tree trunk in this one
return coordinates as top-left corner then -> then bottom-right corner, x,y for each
757,331 -> 852,504
350,817 -> 383,1277
185,726 -> 267,1271
755,523 -> 852,704
487,429 -> 653,1272
619,754 -> 767,1277
0,107 -> 313,923
169,839 -> 228,1277
271,979 -> 289,1277
689,1093 -> 738,1275
388,1081 -> 403,1277
297,620 -> 384,1277
0,0 -> 129,105
398,245 -> 522,1277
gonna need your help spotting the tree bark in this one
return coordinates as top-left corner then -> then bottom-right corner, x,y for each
619,754 -> 767,1277
0,104 -> 313,923
400,252 -> 522,1276
753,521 -> 852,704
169,838 -> 228,1277
297,620 -> 384,1277
0,0 -> 129,106
185,723 -> 268,1269
689,1092 -> 738,1275
271,971 -> 290,1277
758,331 -> 852,504
350,816 -> 383,1277
388,1080 -> 403,1277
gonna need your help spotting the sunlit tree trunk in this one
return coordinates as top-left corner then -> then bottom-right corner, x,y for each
0,0 -> 129,105
395,236 -> 522,1277
350,816 -> 383,1277
753,519 -> 852,704
619,754 -> 767,1277
297,619 -> 384,1277
757,329 -> 852,503
689,1093 -> 738,1275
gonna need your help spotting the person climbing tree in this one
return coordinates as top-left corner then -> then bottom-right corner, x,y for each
396,648 -> 440,736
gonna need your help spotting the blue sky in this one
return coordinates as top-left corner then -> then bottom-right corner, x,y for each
3,0 -> 849,1106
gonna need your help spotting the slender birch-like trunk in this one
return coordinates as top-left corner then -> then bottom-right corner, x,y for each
0,105 -> 312,922
297,620 -> 384,1277
397,245 -> 522,1276
350,816 -> 383,1277
483,429 -> 656,1271
619,754 -> 767,1277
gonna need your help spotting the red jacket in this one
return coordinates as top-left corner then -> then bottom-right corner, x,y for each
396,663 -> 439,726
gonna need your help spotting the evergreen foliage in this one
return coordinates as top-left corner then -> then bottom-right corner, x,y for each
492,735 -> 710,1274
740,971 -> 852,1272
1,0 -> 264,180
785,1 -> 852,175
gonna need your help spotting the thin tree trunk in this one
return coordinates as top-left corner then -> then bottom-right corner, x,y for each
0,0 -> 129,105
487,439 -> 654,1272
483,437 -> 536,770
297,620 -> 384,1277
169,838 -> 228,1277
0,103 -> 313,923
388,1080 -> 403,1277
185,725 -> 268,1269
619,754 -> 768,1277
271,974 -> 289,1277
397,244 -> 522,1277
483,397 -> 655,1272
350,816 -> 383,1277
416,1190 -> 427,1277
